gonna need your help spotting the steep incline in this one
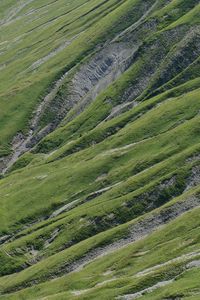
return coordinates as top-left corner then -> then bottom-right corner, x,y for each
0,0 -> 200,299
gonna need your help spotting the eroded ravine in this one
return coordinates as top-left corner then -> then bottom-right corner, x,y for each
1,71 -> 69,174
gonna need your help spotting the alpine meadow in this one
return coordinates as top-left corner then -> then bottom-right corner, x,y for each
0,0 -> 200,299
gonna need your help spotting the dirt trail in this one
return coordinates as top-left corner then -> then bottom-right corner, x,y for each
135,251 -> 200,278
112,0 -> 159,42
117,280 -> 174,300
28,34 -> 81,71
0,0 -> 34,26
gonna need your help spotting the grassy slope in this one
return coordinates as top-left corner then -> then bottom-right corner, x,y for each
0,0 -> 200,299
0,0 -> 153,156
1,198 -> 200,299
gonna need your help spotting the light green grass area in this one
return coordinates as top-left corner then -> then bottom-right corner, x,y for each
0,0 -> 200,299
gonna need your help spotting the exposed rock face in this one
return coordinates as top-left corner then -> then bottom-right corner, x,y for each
185,165 -> 200,191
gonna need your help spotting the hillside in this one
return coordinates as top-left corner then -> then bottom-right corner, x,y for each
0,0 -> 200,299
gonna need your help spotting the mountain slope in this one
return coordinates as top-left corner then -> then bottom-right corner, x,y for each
0,0 -> 200,299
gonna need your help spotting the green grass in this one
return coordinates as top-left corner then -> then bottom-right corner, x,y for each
0,198 -> 200,299
0,0 -> 155,155
0,0 -> 200,299
1,96 -> 200,234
